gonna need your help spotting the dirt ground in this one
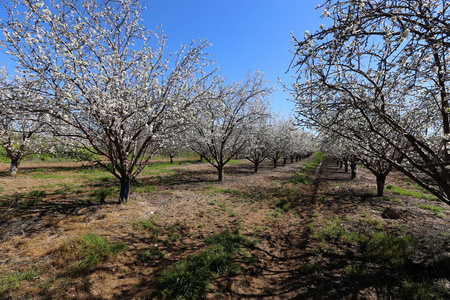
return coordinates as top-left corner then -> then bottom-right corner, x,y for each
0,156 -> 449,299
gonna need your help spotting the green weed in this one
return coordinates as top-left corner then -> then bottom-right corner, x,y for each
386,185 -> 439,201
91,187 -> 117,202
158,230 -> 252,299
60,233 -> 126,277
401,280 -> 444,300
0,187 -> 4,192
0,268 -> 38,294
139,247 -> 165,262
418,204 -> 444,218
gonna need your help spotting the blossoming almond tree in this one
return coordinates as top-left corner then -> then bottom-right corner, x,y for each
1,0 -> 215,203
0,70 -> 53,175
188,72 -> 272,181
291,0 -> 450,205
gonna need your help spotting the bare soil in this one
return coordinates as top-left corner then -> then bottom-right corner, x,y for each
0,156 -> 449,299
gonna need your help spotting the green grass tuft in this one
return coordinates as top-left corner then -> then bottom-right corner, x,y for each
386,184 -> 439,201
60,233 -> 126,277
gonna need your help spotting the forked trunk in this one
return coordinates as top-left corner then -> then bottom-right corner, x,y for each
119,181 -> 131,204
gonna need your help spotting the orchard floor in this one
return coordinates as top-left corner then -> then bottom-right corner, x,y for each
0,156 -> 449,299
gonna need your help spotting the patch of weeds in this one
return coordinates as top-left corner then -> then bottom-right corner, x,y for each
418,204 -> 444,218
0,268 -> 38,294
134,219 -> 160,242
386,184 -> 439,201
401,280 -> 444,300
275,198 -> 291,212
134,185 -> 157,193
393,198 -> 403,203
158,230 -> 253,299
0,186 -> 4,192
266,210 -> 282,220
345,263 -> 371,278
139,247 -> 165,262
302,262 -> 319,275
360,232 -> 418,269
59,233 -> 126,277
53,189 -> 68,195
363,219 -> 384,230
288,172 -> 309,184
313,223 -> 361,244
91,187 -> 118,202
28,190 -> 47,198
163,233 -> 180,246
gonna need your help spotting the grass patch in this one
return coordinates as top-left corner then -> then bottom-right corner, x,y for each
401,280 -> 444,300
133,185 -> 157,193
0,186 -> 5,192
139,247 -> 165,262
59,233 -> 126,277
418,204 -> 444,218
386,184 -> 439,201
288,152 -> 323,185
91,187 -> 118,202
158,230 -> 253,299
0,268 -> 38,294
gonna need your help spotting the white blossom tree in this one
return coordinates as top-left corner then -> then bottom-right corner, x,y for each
188,72 -> 272,181
244,117 -> 272,173
1,0 -> 215,203
291,0 -> 450,205
0,70 -> 53,175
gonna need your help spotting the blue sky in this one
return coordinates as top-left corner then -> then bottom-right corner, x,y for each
0,0 -> 324,116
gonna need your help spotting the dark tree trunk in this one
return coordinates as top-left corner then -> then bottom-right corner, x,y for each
376,173 -> 386,197
283,158 -> 287,166
339,161 -> 343,169
254,162 -> 259,173
169,154 -> 174,163
350,163 -> 357,179
344,161 -> 349,173
273,159 -> 278,168
200,154 -> 204,161
119,181 -> 131,204
291,156 -> 294,164
217,165 -> 224,181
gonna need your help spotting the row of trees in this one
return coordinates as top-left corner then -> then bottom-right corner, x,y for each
290,0 -> 450,205
0,0 -> 316,203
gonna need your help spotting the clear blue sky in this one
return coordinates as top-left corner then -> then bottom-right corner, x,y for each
0,0 -> 324,116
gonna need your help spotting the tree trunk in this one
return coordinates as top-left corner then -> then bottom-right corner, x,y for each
169,154 -> 174,163
273,159 -> 278,168
119,181 -> 131,204
9,158 -> 20,175
344,161 -> 349,173
339,161 -> 343,169
291,156 -> 294,164
217,165 -> 224,181
283,158 -> 287,166
254,162 -> 259,173
376,173 -> 386,197
350,163 -> 357,179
